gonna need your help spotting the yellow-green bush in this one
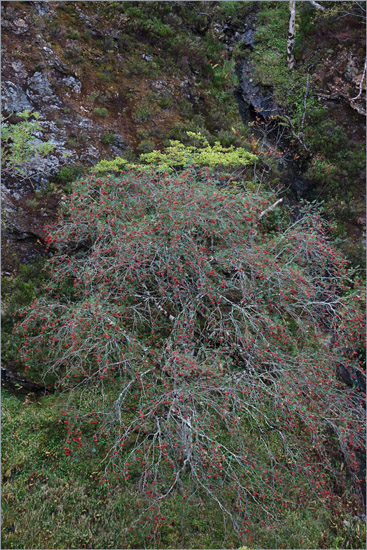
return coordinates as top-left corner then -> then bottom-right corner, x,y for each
91,156 -> 129,175
92,132 -> 257,176
140,131 -> 257,171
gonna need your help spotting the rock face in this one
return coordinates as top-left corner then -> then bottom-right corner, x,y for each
2,81 -> 33,112
239,58 -> 278,120
1,4 -> 128,169
11,17 -> 29,35
315,46 -> 366,116
32,1 -> 53,17
26,71 -> 60,106
60,75 -> 82,95
1,2 -> 131,271
239,28 -> 255,47
1,0 -> 365,275
336,362 -> 366,394
1,367 -> 49,395
235,9 -> 278,121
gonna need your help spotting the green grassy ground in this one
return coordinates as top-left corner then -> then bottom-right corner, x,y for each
2,388 -> 364,549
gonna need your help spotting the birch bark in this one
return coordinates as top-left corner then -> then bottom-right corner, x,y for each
287,0 -> 296,70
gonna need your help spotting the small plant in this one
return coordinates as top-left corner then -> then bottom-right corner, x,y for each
212,59 -> 238,89
132,103 -> 154,124
87,90 -> 112,106
65,138 -> 77,149
178,99 -> 194,118
66,29 -> 80,40
86,91 -> 100,103
96,69 -> 114,83
56,164 -> 85,183
91,156 -> 129,176
25,198 -> 38,210
1,110 -> 55,179
45,181 -> 58,194
157,95 -> 173,109
136,138 -> 155,153
93,107 -> 108,118
64,46 -> 82,64
101,132 -> 116,146
123,56 -> 158,77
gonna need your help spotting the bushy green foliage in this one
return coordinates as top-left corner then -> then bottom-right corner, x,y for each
56,164 -> 85,183
132,103 -> 154,123
92,133 -> 257,176
140,132 -> 258,171
1,110 -> 55,177
91,156 -> 129,176
304,156 -> 339,185
136,138 -> 156,153
100,132 -> 116,146
93,107 -> 108,118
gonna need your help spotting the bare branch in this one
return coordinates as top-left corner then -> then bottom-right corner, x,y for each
259,198 -> 283,219
351,56 -> 367,101
308,0 -> 326,10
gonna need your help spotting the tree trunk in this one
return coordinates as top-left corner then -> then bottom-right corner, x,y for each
287,0 -> 296,70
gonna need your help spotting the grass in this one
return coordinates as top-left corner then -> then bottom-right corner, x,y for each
2,386 -> 364,549
2,389 -> 113,549
0,389 -> 237,549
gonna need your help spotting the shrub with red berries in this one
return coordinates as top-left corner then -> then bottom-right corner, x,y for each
14,166 -> 365,543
